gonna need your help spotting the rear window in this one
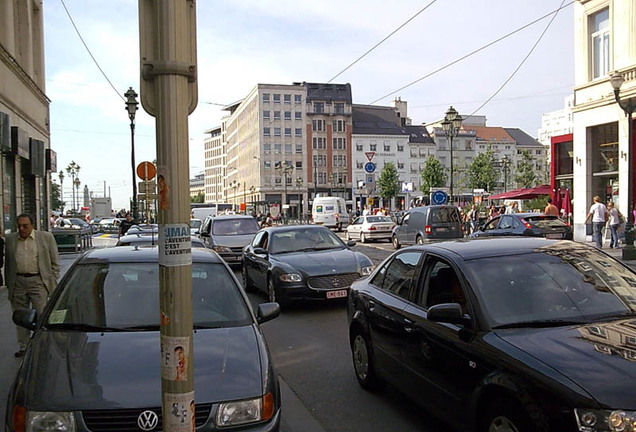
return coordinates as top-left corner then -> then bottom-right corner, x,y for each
430,208 -> 460,223
212,218 -> 260,235
524,216 -> 567,228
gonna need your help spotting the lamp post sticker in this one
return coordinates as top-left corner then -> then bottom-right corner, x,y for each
159,224 -> 192,267
161,335 -> 190,381
164,391 -> 195,432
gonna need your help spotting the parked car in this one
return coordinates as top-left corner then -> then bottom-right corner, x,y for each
7,246 -> 281,432
126,223 -> 159,234
391,205 -> 463,249
190,218 -> 203,235
199,215 -> 260,265
348,237 -> 636,432
242,225 -> 374,307
469,212 -> 573,239
97,217 -> 122,234
55,217 -> 91,231
116,233 -> 207,249
345,215 -> 395,243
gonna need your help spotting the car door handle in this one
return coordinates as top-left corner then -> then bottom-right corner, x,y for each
368,300 -> 376,311
403,318 -> 414,333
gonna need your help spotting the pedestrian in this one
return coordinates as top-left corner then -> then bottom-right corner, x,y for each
118,212 -> 135,238
607,201 -> 623,249
585,196 -> 608,248
544,198 -> 559,216
4,213 -> 60,357
362,205 -> 370,216
506,202 -> 519,214
469,205 -> 479,234
487,205 -> 499,220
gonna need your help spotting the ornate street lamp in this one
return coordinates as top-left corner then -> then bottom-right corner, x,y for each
65,161 -> 80,213
58,170 -> 65,214
73,177 -> 81,212
610,71 -> 635,258
125,87 -> 139,221
295,177 -> 303,222
441,106 -> 463,204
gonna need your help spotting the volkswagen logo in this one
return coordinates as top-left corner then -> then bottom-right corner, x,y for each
137,410 -> 159,431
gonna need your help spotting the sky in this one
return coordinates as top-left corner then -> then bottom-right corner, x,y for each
44,0 -> 575,210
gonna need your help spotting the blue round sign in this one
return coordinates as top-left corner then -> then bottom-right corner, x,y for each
364,162 -> 376,173
431,190 -> 448,205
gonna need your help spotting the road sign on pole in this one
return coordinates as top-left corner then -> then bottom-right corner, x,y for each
364,151 -> 375,161
137,161 -> 157,181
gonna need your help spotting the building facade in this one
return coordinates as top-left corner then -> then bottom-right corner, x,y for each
0,0 -> 52,233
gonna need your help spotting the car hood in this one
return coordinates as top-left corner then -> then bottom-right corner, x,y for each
212,234 -> 256,247
274,248 -> 364,276
23,326 -> 264,410
496,318 -> 636,408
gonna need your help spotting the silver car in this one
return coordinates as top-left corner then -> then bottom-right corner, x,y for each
199,215 -> 260,265
345,215 -> 395,243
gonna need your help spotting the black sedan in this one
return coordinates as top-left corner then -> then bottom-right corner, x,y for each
7,247 -> 281,432
469,212 -> 573,239
348,238 -> 636,432
116,233 -> 207,249
242,225 -> 374,307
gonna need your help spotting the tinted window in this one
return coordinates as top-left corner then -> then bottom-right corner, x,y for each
212,218 -> 260,235
430,208 -> 460,223
422,259 -> 467,314
367,216 -> 392,223
270,228 -> 343,254
380,252 -> 422,300
524,216 -> 568,228
47,263 -> 252,329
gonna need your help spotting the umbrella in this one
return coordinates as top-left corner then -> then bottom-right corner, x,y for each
552,188 -> 562,211
562,189 -> 572,223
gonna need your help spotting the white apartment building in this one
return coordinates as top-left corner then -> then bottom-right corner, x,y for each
203,125 -> 225,203
570,0 -> 636,242
538,95 -> 575,147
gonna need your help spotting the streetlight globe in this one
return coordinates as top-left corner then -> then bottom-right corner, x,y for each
445,106 -> 458,121
452,115 -> 463,130
125,87 -> 139,120
610,71 -> 625,91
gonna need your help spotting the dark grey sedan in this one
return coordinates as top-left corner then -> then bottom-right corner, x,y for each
469,212 -> 573,240
7,247 -> 281,432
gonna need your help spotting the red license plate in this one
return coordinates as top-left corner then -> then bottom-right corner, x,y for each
326,289 -> 348,299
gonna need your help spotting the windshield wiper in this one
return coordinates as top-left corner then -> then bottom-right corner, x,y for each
493,319 -> 587,329
45,323 -> 128,332
122,324 -> 160,331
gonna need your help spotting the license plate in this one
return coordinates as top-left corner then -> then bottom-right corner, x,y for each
326,289 -> 348,299
546,233 -> 562,239
436,227 -> 448,232
316,222 -> 323,225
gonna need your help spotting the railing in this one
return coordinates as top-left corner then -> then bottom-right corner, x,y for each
52,227 -> 93,253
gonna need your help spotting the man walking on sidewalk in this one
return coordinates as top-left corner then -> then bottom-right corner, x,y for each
585,196 -> 608,249
4,213 -> 60,357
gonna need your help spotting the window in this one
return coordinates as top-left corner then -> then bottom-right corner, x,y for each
356,142 -> 363,151
333,154 -> 347,167
397,161 -> 404,169
284,94 -> 291,103
370,143 -> 377,151
333,119 -> 346,132
334,103 -> 345,114
295,144 -> 302,153
295,112 -> 302,120
590,8 -> 610,79
264,161 -> 271,170
312,119 -> 325,132
313,137 -> 326,149
397,144 -> 404,152
295,161 -> 303,170
295,128 -> 302,137
333,137 -> 346,150
356,161 -> 364,169
536,150 -> 542,155
285,143 -> 292,153
371,252 -> 422,301
313,102 -> 324,113
465,140 -> 472,151
384,142 -> 391,152
294,94 -> 302,104
264,143 -> 271,154
263,127 -> 270,137
274,111 -> 281,120
262,93 -> 270,103
263,110 -> 270,120
285,128 -> 292,137
273,94 -> 281,103
274,143 -> 281,154
274,128 -> 281,137
284,111 -> 291,120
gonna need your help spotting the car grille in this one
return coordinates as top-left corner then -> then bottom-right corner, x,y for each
307,272 -> 360,290
230,247 -> 243,254
82,403 -> 212,431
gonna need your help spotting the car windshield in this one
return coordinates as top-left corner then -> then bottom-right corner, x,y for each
465,247 -> 636,328
270,228 -> 344,254
212,218 -> 260,236
366,216 -> 392,223
190,219 -> 202,229
45,262 -> 252,330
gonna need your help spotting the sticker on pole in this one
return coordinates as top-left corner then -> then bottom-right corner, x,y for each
164,391 -> 195,432
159,224 -> 192,267
161,335 -> 190,381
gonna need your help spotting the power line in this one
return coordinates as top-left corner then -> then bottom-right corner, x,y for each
59,0 -> 125,102
327,0 -> 438,84
369,1 -> 574,104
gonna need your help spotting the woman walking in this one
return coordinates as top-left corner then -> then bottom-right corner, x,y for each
607,201 -> 623,249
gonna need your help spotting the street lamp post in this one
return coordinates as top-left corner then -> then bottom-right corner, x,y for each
295,177 -> 303,222
65,161 -> 80,213
276,162 -> 293,223
249,185 -> 256,215
58,170 -> 65,214
441,106 -> 463,204
74,177 -> 81,211
501,155 -> 511,192
125,87 -> 139,221
610,71 -> 635,258
329,172 -> 336,196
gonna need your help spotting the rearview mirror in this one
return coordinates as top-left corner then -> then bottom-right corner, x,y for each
257,302 -> 280,324
253,247 -> 268,255
347,240 -> 356,247
13,308 -> 37,330
427,303 -> 467,326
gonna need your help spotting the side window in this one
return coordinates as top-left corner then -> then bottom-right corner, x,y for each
499,216 -> 513,229
413,212 -> 424,226
484,217 -> 500,231
380,252 -> 423,300
252,231 -> 265,247
421,258 -> 467,314
402,213 -> 411,225
200,218 -> 211,235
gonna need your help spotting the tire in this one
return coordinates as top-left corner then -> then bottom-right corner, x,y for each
242,264 -> 255,293
416,236 -> 424,245
351,329 -> 382,390
392,235 -> 401,249
479,398 -> 533,432
345,231 -> 351,241
360,233 -> 367,243
267,276 -> 289,307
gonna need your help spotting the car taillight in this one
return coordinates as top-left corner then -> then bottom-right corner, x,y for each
335,214 -> 340,221
425,225 -> 432,234
369,226 -> 376,231
12,405 -> 26,432
521,219 -> 532,229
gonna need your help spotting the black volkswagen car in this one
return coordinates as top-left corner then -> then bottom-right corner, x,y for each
7,246 -> 281,432
242,225 -> 374,307
469,212 -> 573,239
348,238 -> 636,432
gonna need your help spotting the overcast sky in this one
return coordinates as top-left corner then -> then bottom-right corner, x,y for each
44,0 -> 574,210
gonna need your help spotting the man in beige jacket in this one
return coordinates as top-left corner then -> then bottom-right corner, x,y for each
5,213 -> 60,357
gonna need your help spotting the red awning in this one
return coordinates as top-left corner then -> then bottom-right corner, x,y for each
488,185 -> 552,200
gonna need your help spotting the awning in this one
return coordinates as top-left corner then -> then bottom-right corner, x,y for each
488,184 -> 552,200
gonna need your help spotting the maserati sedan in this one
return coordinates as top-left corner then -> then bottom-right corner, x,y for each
348,237 -> 636,432
7,246 -> 281,432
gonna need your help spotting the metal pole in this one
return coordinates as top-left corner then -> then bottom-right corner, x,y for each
130,119 -> 137,220
450,132 -> 454,204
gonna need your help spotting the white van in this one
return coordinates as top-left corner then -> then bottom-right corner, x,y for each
312,196 -> 350,231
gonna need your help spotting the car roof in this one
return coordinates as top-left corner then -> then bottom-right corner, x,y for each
407,205 -> 458,213
262,224 -> 330,233
408,237 -> 590,261
78,245 -> 222,264
210,215 -> 256,221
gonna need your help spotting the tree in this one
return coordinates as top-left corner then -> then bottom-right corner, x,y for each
514,150 -> 536,188
51,181 -> 64,212
191,192 -> 204,203
420,156 -> 447,194
467,148 -> 498,192
377,162 -> 401,204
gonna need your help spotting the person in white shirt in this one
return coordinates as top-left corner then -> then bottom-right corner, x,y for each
606,201 -> 623,249
585,196 -> 608,248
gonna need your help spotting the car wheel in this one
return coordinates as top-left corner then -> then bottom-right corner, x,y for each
480,398 -> 533,432
267,276 -> 289,307
242,265 -> 255,293
345,231 -> 351,241
416,236 -> 424,245
360,233 -> 366,243
392,235 -> 401,249
351,329 -> 383,390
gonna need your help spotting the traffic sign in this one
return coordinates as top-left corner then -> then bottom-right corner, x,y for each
364,162 -> 376,173
364,151 -> 375,161
137,161 -> 157,181
431,190 -> 448,205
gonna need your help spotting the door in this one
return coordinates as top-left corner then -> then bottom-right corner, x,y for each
349,217 -> 362,239
473,216 -> 502,237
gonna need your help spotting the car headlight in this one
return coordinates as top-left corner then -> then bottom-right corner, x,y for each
213,245 -> 233,254
216,393 -> 275,427
279,273 -> 302,283
575,408 -> 636,431
21,410 -> 76,432
360,265 -> 375,276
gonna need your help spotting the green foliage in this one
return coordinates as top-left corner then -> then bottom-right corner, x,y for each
420,156 -> 447,194
525,196 -> 549,212
467,148 -> 498,192
514,150 -> 536,188
51,182 -> 64,212
191,192 -> 205,203
378,162 -> 401,201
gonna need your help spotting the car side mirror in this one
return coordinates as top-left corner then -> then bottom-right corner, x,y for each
257,302 -> 281,324
427,303 -> 467,326
347,239 -> 356,247
253,247 -> 268,255
13,308 -> 37,330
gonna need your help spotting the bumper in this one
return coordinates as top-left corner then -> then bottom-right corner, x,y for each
278,284 -> 349,302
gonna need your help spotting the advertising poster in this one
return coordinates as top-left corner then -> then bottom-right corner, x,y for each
159,223 -> 192,267
164,391 -> 195,432
161,335 -> 190,381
